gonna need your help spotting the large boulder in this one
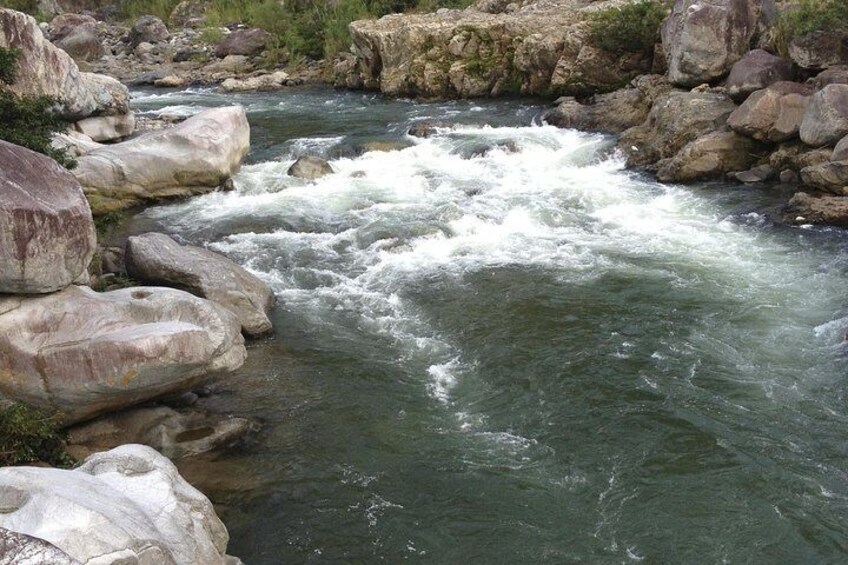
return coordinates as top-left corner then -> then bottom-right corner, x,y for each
725,49 -> 793,100
832,134 -> 848,161
618,90 -> 737,167
661,0 -> 774,87
0,528 -> 79,565
73,106 -> 250,214
73,113 -> 136,142
126,233 -> 274,337
800,160 -> 848,195
788,30 -> 848,71
127,15 -> 170,48
0,444 -> 242,564
0,9 -> 128,121
215,27 -> 272,58
0,285 -> 246,424
49,13 -> 103,64
811,65 -> 848,90
799,84 -> 848,147
656,130 -> 763,182
0,140 -> 95,294
48,13 -> 95,42
727,81 -> 811,143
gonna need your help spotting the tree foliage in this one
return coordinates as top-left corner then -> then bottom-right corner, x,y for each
588,0 -> 668,56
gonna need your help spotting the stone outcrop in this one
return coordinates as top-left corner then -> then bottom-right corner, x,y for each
338,0 -> 654,99
0,528 -> 80,565
786,192 -> 848,226
0,285 -> 246,424
215,27 -> 272,58
727,81 -> 810,143
0,140 -> 96,295
725,49 -> 792,101
0,9 -> 128,121
661,0 -> 775,87
800,160 -> 848,195
73,106 -> 250,214
0,444 -> 242,564
73,113 -> 136,142
656,130 -> 763,182
288,155 -> 334,180
125,233 -> 275,337
788,30 -> 848,71
799,84 -> 848,147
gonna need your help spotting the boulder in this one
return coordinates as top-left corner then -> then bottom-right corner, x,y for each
733,163 -> 775,183
799,84 -> 848,147
54,27 -> 103,63
125,232 -> 274,337
833,135 -> 848,161
656,130 -> 763,182
725,49 -> 793,100
0,285 -> 246,424
66,406 -> 257,461
786,192 -> 848,226
810,65 -> 848,90
800,160 -> 848,195
0,9 -> 129,120
155,74 -> 187,87
215,27 -> 272,58
0,140 -> 95,294
788,30 -> 848,71
0,444 -> 241,564
288,155 -> 334,180
169,0 -> 208,29
73,106 -> 250,214
48,13 -> 95,42
51,130 -> 103,158
618,90 -> 737,167
544,74 -> 672,133
661,0 -> 774,87
0,528 -> 79,565
127,15 -> 169,48
727,81 -> 811,143
73,113 -> 136,142
220,70 -> 289,92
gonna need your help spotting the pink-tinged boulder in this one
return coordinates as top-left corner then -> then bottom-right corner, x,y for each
727,81 -> 811,143
725,49 -> 793,100
799,84 -> 848,147
0,285 -> 246,424
0,140 -> 96,294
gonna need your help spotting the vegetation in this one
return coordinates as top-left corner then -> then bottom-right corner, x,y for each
0,47 -> 74,167
0,402 -> 75,467
588,0 -> 668,56
773,0 -> 848,56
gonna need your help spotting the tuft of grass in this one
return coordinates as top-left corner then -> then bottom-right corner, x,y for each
773,0 -> 848,56
118,0 -> 182,22
588,0 -> 668,56
0,402 -> 75,468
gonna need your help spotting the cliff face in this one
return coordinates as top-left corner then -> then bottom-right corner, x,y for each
334,0 -> 657,98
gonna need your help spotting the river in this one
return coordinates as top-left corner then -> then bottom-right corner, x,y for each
129,87 -> 848,564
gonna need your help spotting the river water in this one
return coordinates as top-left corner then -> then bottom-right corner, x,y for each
129,87 -> 848,563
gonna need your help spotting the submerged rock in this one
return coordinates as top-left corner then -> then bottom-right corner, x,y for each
0,285 -> 246,424
288,155 -> 334,180
0,444 -> 242,564
0,140 -> 96,294
73,106 -> 250,214
126,232 -> 275,337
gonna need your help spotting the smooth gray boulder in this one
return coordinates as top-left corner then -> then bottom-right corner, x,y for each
73,106 -> 250,214
727,81 -> 811,143
0,286 -> 246,424
288,155 -> 334,180
0,444 -> 242,564
725,49 -> 793,100
0,140 -> 96,294
126,233 -> 274,337
799,84 -> 848,147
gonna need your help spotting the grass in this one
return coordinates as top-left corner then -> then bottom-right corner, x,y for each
0,402 -> 75,467
588,0 -> 668,56
773,0 -> 848,56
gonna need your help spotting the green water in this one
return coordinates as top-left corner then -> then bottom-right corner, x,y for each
131,88 -> 848,564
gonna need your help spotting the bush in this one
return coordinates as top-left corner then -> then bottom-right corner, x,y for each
774,0 -> 848,55
0,402 -> 75,467
588,0 -> 668,56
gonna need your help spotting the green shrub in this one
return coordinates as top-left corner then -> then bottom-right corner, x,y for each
774,0 -> 848,56
0,402 -> 75,467
0,46 -> 19,84
0,0 -> 39,14
588,0 -> 668,56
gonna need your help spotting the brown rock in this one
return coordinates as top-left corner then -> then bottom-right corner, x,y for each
799,84 -> 848,147
725,49 -> 793,101
788,30 -> 848,71
800,160 -> 848,195
656,130 -> 764,182
786,192 -> 848,226
215,27 -> 272,58
127,15 -> 169,48
727,81 -> 810,142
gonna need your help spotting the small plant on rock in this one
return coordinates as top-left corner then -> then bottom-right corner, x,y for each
0,402 -> 75,467
773,0 -> 848,56
588,0 -> 669,56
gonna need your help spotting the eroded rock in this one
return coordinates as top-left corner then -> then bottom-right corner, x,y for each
656,130 -> 763,182
799,84 -> 848,147
727,81 -> 810,143
288,155 -> 335,180
788,30 -> 848,71
800,160 -> 848,195
786,192 -> 848,226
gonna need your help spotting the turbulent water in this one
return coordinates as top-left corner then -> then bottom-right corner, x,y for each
130,87 -> 848,564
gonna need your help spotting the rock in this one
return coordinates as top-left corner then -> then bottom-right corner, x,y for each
800,160 -> 848,195
48,13 -> 95,42
408,120 -> 454,138
799,84 -> 848,147
288,155 -> 335,180
725,49 -> 793,100
202,54 -> 252,74
74,113 -> 136,142
786,192 -> 848,226
169,0 -> 208,29
215,27 -> 272,58
779,168 -> 798,184
0,140 -> 95,294
733,163 -> 775,183
51,130 -> 103,157
54,27 -> 103,63
656,130 -> 763,182
661,0 -> 774,87
0,9 -> 129,120
73,106 -> 250,214
125,232 -> 274,337
154,74 -> 187,87
788,30 -> 848,71
810,65 -> 848,90
727,81 -> 811,143
0,285 -> 246,424
544,74 -> 672,133
220,71 -> 289,92
66,406 -> 257,461
0,444 -> 241,564
0,528 -> 80,565
833,135 -> 848,161
127,15 -> 170,48
618,90 -> 737,167
128,69 -> 170,86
